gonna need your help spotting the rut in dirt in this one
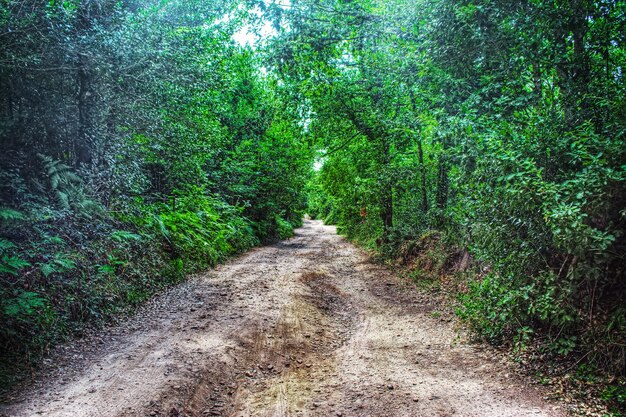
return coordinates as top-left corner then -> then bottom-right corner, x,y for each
0,220 -> 568,417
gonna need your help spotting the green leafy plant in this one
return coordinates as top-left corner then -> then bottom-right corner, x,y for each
2,291 -> 47,320
110,231 -> 142,243
0,208 -> 25,222
38,253 -> 77,278
0,239 -> 31,276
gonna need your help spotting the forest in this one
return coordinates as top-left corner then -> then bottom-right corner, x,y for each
0,0 -> 624,412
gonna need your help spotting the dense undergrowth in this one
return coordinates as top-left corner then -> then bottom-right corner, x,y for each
311,195 -> 625,414
295,2 -> 625,413
1,0 -> 625,413
0,0 -> 310,389
310,184 -> 625,415
0,190 -> 301,388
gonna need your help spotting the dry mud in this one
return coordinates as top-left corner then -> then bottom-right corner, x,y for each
0,220 -> 568,417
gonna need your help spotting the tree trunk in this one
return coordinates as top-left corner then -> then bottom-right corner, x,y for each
380,137 -> 393,243
436,154 -> 448,211
77,52 -> 92,166
409,90 -> 429,214
380,184 -> 393,242
75,3 -> 95,166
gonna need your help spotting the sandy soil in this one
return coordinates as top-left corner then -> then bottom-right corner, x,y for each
0,220 -> 569,417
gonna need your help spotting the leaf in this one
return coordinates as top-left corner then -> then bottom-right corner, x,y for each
0,208 -> 25,222
0,238 -> 17,252
51,173 -> 60,190
98,264 -> 116,275
54,257 -> 76,270
110,230 -> 142,243
43,236 -> 66,246
56,190 -> 70,209
38,253 -> 75,278
3,291 -> 47,318
40,262 -> 56,278
0,255 -> 31,276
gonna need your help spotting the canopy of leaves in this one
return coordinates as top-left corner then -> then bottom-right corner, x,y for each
263,0 -> 626,380
0,0 -> 313,387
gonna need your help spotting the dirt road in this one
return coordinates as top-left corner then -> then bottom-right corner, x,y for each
1,220 -> 567,417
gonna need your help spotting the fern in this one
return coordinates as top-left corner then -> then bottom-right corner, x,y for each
76,198 -> 103,215
54,257 -> 76,270
0,208 -> 25,222
0,255 -> 31,276
152,214 -> 171,241
42,235 -> 65,246
40,155 -> 81,190
37,154 -> 103,215
0,238 -> 17,253
38,253 -> 76,278
3,291 -> 46,318
39,263 -> 56,278
0,237 -> 29,276
56,190 -> 70,210
97,264 -> 116,275
110,230 -> 142,243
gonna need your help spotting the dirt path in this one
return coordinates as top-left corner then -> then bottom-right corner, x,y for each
1,220 -> 568,417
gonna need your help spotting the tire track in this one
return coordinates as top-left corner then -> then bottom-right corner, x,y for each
1,221 -> 568,417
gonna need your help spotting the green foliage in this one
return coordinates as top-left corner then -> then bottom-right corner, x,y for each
275,0 -> 625,380
110,231 -> 142,243
1,0 -> 624,403
0,0 -> 313,390
0,288 -> 57,361
275,216 -> 295,240
39,253 -> 77,278
602,384 -> 626,409
0,209 -> 25,222
131,194 -> 260,270
0,211 -> 30,275
0,256 -> 31,277
2,291 -> 47,320
38,155 -> 102,215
